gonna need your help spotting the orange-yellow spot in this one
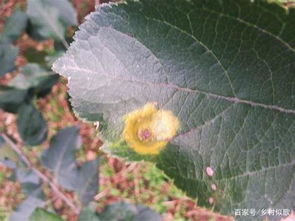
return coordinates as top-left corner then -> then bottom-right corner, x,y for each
123,103 -> 179,155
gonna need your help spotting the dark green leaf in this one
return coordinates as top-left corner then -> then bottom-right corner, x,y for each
26,0 -> 77,41
41,127 -> 80,189
17,103 -> 47,146
0,9 -> 28,43
0,135 -> 44,198
41,127 -> 99,205
16,169 -> 44,198
29,208 -> 63,221
75,159 -> 99,205
79,202 -> 162,221
53,0 -> 295,219
0,44 -> 18,76
98,202 -> 162,221
9,197 -> 44,221
0,86 -> 29,113
9,63 -> 59,97
46,0 -> 78,26
78,208 -> 101,221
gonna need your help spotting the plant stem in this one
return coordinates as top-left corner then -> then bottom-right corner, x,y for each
1,133 -> 80,214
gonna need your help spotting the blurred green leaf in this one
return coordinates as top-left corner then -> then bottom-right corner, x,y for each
0,44 -> 18,76
0,9 -> 28,43
9,197 -> 44,221
41,127 -> 99,205
17,103 -> 47,146
9,63 -> 59,98
79,202 -> 162,221
0,135 -> 44,220
46,0 -> 78,26
78,208 -> 101,221
26,0 -> 77,42
16,169 -> 44,198
0,86 -> 29,113
29,209 -> 63,221
98,201 -> 162,221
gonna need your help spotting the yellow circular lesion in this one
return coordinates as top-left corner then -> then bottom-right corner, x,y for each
123,103 -> 180,155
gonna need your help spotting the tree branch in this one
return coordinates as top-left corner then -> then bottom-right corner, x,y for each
1,133 -> 80,214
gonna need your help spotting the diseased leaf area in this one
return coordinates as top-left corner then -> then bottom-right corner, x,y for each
53,0 -> 295,220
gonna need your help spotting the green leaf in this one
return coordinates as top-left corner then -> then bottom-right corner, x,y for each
26,0 -> 77,42
9,63 -> 59,97
41,127 -> 80,189
16,169 -> 44,198
9,197 -> 44,221
41,127 -> 99,205
98,202 -> 162,221
53,0 -> 295,219
0,9 -> 28,43
46,0 -> 78,26
17,103 -> 47,146
0,86 -> 29,113
0,135 -> 44,200
79,202 -> 162,221
75,159 -> 100,205
78,208 -> 101,221
0,44 -> 18,76
29,209 -> 63,221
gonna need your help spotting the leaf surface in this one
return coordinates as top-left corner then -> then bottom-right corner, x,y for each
17,103 -> 48,146
9,197 -> 44,221
79,202 -> 162,221
29,208 -> 63,221
26,0 -> 77,41
0,44 -> 18,76
0,9 -> 28,43
1,136 -> 45,221
53,0 -> 295,219
0,86 -> 29,113
9,63 -> 59,97
41,127 -> 99,205
99,202 -> 162,221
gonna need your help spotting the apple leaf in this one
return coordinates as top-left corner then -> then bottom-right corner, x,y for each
53,0 -> 295,219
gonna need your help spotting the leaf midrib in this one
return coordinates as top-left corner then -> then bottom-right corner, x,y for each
53,133 -> 75,180
88,3 -> 295,114
64,65 -> 295,115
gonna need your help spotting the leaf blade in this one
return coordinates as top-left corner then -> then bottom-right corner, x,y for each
53,0 -> 295,219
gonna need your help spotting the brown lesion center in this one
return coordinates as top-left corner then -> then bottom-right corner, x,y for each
137,128 -> 153,142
